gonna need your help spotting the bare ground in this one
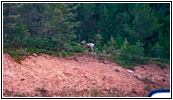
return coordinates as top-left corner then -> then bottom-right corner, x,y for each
3,53 -> 170,97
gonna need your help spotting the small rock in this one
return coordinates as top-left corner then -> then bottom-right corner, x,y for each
85,75 -> 88,78
127,70 -> 134,73
102,77 -> 106,80
92,83 -> 96,85
134,73 -> 141,80
33,53 -> 37,56
162,78 -> 166,82
141,77 -> 155,84
103,60 -> 108,64
115,68 -> 120,72
149,77 -> 155,82
73,68 -> 77,70
21,78 -> 25,81
63,72 -> 71,76
73,56 -> 79,61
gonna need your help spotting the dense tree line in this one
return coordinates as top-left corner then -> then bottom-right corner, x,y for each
3,3 -> 170,67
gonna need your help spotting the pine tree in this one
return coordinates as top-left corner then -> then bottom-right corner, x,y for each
115,34 -> 123,48
147,43 -> 155,57
156,4 -> 170,60
50,4 -> 80,50
104,35 -> 118,54
119,38 -> 134,66
154,42 -> 163,58
131,40 -> 145,63
3,3 -> 29,47
129,4 -> 162,44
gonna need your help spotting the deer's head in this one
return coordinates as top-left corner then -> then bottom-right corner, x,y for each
81,40 -> 86,45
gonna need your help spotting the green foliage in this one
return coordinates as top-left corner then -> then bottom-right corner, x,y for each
147,42 -> 164,59
59,50 -> 68,57
129,4 -> 162,43
144,85 -> 151,91
3,3 -> 170,68
64,42 -> 84,53
131,40 -> 145,64
25,47 -> 40,54
95,34 -> 103,51
155,61 -> 167,69
4,48 -> 28,64
117,39 -> 145,68
115,34 -> 123,48
26,38 -> 58,51
153,42 -> 163,58
117,38 -> 134,67
4,49 -> 25,59
91,87 -> 103,97
148,57 -> 170,64
146,43 -> 154,57
104,35 -> 118,54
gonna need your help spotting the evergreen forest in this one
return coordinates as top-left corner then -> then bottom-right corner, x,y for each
3,3 -> 170,68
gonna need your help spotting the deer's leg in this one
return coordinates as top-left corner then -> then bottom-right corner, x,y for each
91,47 -> 94,52
87,48 -> 89,53
85,47 -> 88,53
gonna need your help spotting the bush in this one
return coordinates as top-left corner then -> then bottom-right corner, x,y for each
25,47 -> 40,54
59,50 -> 68,57
117,39 -> 145,68
104,35 -> 118,54
4,48 -> 29,64
26,38 -> 57,51
64,42 -> 84,52
118,38 -> 134,67
131,40 -> 145,64
40,49 -> 59,57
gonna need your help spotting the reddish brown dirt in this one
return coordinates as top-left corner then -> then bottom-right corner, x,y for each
3,53 -> 170,97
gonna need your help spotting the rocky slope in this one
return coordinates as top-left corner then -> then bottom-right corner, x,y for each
3,53 -> 170,97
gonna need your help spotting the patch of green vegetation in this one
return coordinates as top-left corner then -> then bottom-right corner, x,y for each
34,87 -> 48,97
146,57 -> 169,64
4,48 -> 27,64
155,58 -> 169,64
145,57 -> 168,69
96,53 -> 106,60
155,61 -> 167,69
3,89 -> 28,97
40,49 -> 59,57
25,47 -> 40,55
13,92 -> 19,97
4,89 -> 13,96
91,87 -> 103,97
115,59 -> 134,70
144,85 -> 151,91
14,92 -> 28,97
59,50 -> 68,58
131,88 -> 137,94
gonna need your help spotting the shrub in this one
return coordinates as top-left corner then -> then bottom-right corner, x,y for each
25,47 -> 40,54
4,48 -> 29,64
118,38 -> 134,67
26,38 -> 57,51
131,40 -> 145,64
64,42 -> 84,53
59,50 -> 68,57
104,35 -> 118,54
117,39 -> 145,68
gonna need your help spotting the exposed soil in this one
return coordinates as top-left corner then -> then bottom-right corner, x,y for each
3,53 -> 170,97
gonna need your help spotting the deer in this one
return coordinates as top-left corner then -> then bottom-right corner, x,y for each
81,40 -> 94,52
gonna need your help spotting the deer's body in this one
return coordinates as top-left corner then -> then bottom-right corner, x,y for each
81,40 -> 94,52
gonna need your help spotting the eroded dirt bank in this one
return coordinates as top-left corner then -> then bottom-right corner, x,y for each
3,53 -> 170,97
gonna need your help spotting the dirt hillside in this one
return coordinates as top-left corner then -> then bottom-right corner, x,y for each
3,53 -> 170,97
